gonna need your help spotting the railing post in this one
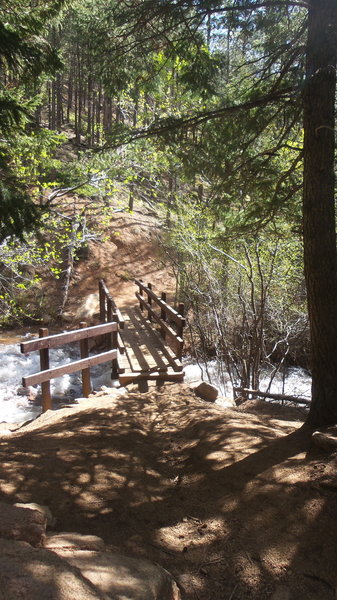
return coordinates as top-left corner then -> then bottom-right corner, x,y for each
39,327 -> 52,412
138,279 -> 144,311
106,297 -> 113,348
112,314 -> 119,379
147,282 -> 152,321
99,280 -> 106,323
80,321 -> 91,397
160,292 -> 167,340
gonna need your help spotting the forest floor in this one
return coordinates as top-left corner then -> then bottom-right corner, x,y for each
2,206 -> 337,599
0,387 -> 337,600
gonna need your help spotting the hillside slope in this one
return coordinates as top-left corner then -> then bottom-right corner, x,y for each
62,207 -> 176,323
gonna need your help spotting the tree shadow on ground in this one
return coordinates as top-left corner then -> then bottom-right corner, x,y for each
0,389 -> 335,600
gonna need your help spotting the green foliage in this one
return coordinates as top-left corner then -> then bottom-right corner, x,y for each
0,181 -> 38,242
0,0 -> 64,242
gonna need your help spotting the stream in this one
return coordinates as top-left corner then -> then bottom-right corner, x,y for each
0,335 -> 312,425
0,333 -> 117,424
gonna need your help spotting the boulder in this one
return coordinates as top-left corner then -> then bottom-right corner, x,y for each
0,539 -> 108,600
312,427 -> 337,451
0,501 -> 47,547
54,549 -> 181,600
45,532 -> 106,552
15,502 -> 56,528
192,381 -> 219,402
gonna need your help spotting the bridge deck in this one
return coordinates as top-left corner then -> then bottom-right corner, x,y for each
117,307 -> 184,386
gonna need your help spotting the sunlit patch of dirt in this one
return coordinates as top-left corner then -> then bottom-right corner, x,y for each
64,208 -> 176,323
0,384 -> 336,600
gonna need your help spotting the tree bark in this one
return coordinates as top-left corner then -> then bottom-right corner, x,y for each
303,0 -> 337,427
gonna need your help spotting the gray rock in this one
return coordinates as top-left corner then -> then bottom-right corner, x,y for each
192,381 -> 219,402
45,532 -> 106,552
54,549 -> 181,600
0,539 -> 108,600
312,427 -> 337,451
0,501 -> 46,547
15,502 -> 56,528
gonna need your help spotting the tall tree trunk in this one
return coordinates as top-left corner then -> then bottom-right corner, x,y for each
304,0 -> 337,427
87,74 -> 93,141
96,84 -> 102,144
56,72 -> 63,131
75,43 -> 82,144
67,55 -> 74,123
51,79 -> 56,129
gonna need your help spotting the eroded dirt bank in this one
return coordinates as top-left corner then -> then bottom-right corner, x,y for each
0,384 -> 336,600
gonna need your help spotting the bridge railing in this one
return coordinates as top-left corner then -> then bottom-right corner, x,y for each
20,321 -> 118,413
135,279 -> 185,359
99,279 -> 125,328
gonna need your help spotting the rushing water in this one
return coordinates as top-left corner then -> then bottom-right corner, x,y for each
184,360 -> 311,407
0,336 -> 312,424
0,336 -> 117,424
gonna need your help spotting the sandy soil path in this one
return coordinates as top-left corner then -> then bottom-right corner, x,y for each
0,385 -> 336,600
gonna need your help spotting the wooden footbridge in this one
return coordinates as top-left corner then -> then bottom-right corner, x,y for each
98,279 -> 185,386
20,279 -> 186,411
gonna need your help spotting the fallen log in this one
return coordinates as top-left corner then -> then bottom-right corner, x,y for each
233,387 -> 311,406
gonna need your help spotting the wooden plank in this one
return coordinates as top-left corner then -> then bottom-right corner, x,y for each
21,322 -> 118,353
117,350 -> 130,373
121,319 -> 152,372
135,314 -> 183,372
119,370 -> 185,386
126,309 -> 168,372
129,308 -> 181,371
22,349 -> 117,387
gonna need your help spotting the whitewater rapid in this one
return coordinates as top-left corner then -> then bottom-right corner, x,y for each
0,337 -> 116,424
0,337 -> 312,424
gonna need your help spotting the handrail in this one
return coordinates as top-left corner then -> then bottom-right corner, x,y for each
21,321 -> 118,413
135,279 -> 185,359
20,322 -> 117,353
22,349 -> 117,387
135,279 -> 185,328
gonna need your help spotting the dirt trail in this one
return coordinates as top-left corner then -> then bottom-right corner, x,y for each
0,385 -> 336,600
64,208 -> 176,322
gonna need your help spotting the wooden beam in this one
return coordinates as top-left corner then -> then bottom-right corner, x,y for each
22,349 -> 117,387
21,322 -> 118,353
135,279 -> 185,326
39,328 -> 52,412
136,293 -> 184,352
119,370 -> 185,386
99,279 -> 125,328
80,321 -> 92,397
99,280 -> 106,322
